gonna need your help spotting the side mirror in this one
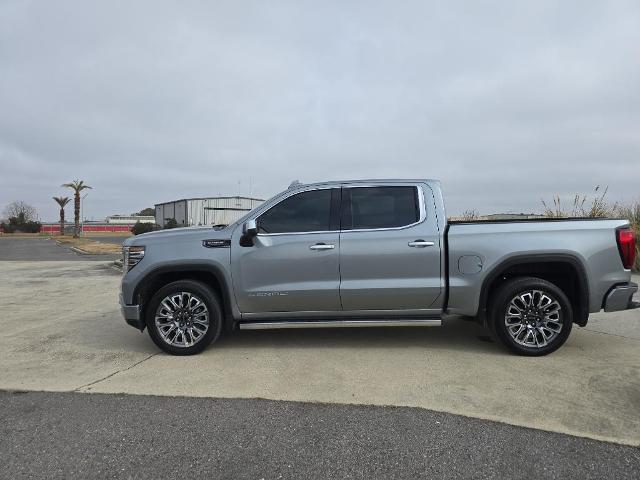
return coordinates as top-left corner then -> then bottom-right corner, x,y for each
240,219 -> 258,247
243,219 -> 258,237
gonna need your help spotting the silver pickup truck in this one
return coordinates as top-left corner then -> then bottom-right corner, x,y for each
120,179 -> 638,356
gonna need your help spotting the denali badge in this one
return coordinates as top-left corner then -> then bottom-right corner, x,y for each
202,239 -> 231,248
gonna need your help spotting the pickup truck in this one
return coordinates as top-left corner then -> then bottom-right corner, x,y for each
120,179 -> 638,356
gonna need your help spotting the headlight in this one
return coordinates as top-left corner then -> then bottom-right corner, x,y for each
123,246 -> 145,272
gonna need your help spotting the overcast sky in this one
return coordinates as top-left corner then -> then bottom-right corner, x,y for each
1,0 -> 639,222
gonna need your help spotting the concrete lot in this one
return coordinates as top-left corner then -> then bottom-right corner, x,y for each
0,247 -> 639,447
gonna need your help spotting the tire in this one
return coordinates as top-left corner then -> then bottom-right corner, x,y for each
490,276 -> 573,356
145,280 -> 222,355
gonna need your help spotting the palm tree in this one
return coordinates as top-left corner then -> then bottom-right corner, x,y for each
52,196 -> 71,236
62,180 -> 92,238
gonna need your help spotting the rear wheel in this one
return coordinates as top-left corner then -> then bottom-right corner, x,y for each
146,280 -> 222,355
490,277 -> 573,356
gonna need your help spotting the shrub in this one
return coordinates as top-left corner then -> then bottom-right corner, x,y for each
461,209 -> 480,221
131,221 -> 157,235
164,218 -> 178,229
541,186 -> 616,218
1,217 -> 41,233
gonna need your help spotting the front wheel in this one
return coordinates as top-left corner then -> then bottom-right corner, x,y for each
146,280 -> 222,355
490,277 -> 573,356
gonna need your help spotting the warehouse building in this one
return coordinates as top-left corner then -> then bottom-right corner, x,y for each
155,196 -> 264,227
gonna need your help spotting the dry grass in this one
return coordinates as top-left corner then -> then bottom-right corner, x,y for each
541,188 -> 639,271
55,236 -> 122,255
541,186 -> 617,218
0,233 -> 51,238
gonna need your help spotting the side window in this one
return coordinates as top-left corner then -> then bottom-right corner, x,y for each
345,186 -> 420,230
258,189 -> 332,233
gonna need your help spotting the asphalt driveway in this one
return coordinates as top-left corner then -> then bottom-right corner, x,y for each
0,237 -> 120,261
2,391 -> 638,480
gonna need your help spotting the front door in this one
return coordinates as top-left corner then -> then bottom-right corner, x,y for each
338,185 -> 443,312
231,188 -> 341,314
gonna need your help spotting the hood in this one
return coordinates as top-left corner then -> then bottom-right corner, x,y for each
124,225 -> 233,247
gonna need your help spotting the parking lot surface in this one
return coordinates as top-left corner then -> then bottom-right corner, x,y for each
0,258 -> 639,448
0,237 -> 120,261
2,390 -> 638,480
83,235 -> 129,245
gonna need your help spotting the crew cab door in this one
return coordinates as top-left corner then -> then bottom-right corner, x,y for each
231,188 -> 342,314
338,184 -> 443,312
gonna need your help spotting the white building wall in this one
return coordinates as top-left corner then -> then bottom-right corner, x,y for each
156,197 -> 263,227
106,215 -> 155,224
189,197 -> 263,226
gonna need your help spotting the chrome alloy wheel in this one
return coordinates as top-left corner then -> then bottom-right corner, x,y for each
504,290 -> 562,348
155,292 -> 209,348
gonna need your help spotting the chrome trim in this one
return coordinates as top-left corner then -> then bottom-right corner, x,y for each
239,319 -> 442,330
309,244 -> 335,250
241,308 -> 442,320
338,184 -> 427,234
256,184 -> 428,237
408,240 -> 435,248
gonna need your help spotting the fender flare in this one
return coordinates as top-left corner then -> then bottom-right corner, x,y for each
133,262 -> 236,331
477,253 -> 590,326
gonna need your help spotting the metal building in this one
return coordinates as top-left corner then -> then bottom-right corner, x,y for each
154,197 -> 264,227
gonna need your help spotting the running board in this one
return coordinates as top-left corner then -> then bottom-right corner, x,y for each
239,318 -> 442,330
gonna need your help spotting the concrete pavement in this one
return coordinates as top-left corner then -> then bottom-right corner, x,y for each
0,259 -> 638,446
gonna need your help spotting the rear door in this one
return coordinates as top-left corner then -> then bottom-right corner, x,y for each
338,184 -> 443,312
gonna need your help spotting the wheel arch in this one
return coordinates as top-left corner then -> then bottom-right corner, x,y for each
478,254 -> 590,327
134,264 -> 236,332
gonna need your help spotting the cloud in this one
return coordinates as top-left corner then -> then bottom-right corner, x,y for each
1,0 -> 639,221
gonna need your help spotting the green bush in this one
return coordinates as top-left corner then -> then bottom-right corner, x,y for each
164,218 -> 178,229
1,216 -> 41,233
131,221 -> 157,235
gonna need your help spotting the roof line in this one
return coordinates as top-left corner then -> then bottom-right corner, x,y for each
155,196 -> 265,206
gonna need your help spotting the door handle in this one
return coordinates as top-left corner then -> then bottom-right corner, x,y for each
408,240 -> 435,248
309,243 -> 335,251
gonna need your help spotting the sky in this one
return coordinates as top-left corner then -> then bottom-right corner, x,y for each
1,0 -> 639,222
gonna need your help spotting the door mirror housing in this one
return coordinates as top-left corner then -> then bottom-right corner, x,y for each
240,219 -> 258,246
243,219 -> 258,237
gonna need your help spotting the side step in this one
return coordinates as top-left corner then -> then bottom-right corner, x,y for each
239,318 -> 442,330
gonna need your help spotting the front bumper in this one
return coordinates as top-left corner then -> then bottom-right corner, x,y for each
119,294 -> 145,330
603,282 -> 639,312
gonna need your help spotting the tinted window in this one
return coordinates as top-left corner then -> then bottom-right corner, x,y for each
258,189 -> 332,233
347,187 -> 419,229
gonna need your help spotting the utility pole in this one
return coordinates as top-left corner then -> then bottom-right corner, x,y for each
80,192 -> 89,236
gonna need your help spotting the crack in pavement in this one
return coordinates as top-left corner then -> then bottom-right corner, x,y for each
73,352 -> 159,392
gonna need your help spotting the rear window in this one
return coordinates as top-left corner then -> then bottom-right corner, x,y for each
345,186 -> 420,230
